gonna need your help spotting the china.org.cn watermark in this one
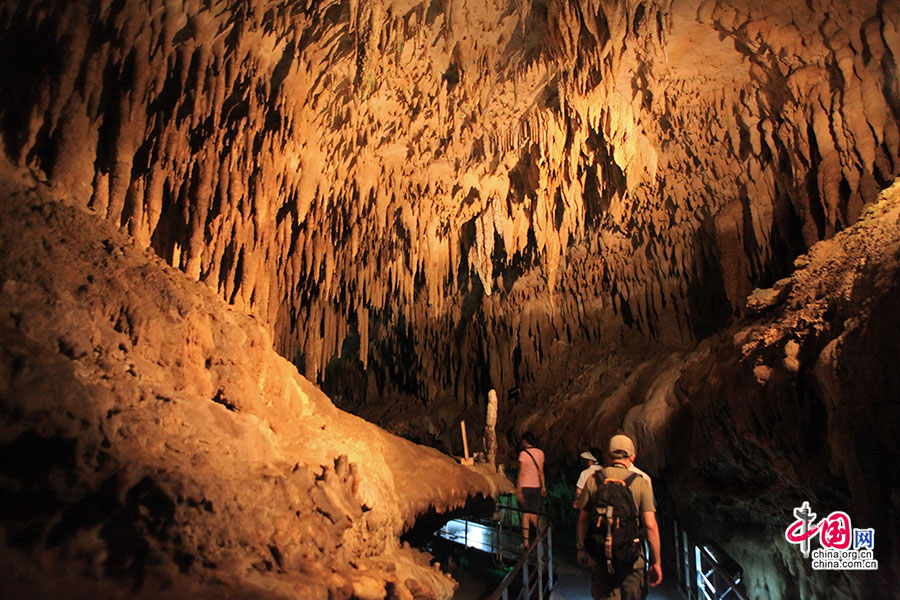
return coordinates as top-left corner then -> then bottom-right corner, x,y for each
785,501 -> 878,570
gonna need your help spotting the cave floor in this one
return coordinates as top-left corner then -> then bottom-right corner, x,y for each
548,566 -> 682,600
441,517 -> 684,598
548,543 -> 682,600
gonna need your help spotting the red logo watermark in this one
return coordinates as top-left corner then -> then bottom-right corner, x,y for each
784,502 -> 877,570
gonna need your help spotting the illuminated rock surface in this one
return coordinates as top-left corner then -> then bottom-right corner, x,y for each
0,0 -> 899,597
0,180 -> 511,598
670,181 -> 900,599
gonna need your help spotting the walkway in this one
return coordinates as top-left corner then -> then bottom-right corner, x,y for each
550,558 -> 681,600
440,517 -> 683,599
548,545 -> 682,600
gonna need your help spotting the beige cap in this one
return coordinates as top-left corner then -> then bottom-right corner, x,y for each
609,434 -> 636,456
580,450 -> 597,462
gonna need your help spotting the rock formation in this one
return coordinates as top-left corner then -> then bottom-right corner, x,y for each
0,178 -> 511,598
4,0 -> 897,418
1,0 -> 899,597
642,181 -> 900,599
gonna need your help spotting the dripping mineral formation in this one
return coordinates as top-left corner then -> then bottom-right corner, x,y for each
1,0 -> 899,598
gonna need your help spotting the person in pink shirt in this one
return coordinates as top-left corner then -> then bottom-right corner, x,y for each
516,431 -> 546,549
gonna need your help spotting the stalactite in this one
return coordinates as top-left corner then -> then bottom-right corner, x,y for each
0,0 -> 898,445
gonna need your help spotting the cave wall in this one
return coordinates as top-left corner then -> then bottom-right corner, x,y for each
669,182 -> 900,599
521,182 -> 900,599
0,178 -> 512,599
1,0 -> 897,431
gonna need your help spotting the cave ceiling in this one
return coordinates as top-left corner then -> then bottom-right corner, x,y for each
2,0 -> 900,598
1,0 -> 898,438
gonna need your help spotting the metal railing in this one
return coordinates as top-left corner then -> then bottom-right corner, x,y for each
487,518 -> 554,600
435,497 -> 555,599
671,518 -> 748,600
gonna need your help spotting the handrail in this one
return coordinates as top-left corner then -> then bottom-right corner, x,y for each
486,522 -> 554,600
695,542 -> 747,600
670,517 -> 748,600
435,496 -> 555,599
495,494 -> 555,519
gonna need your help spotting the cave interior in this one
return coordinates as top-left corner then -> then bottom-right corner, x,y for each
0,0 -> 899,598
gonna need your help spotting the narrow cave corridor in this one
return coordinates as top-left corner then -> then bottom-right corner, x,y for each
1,0 -> 899,598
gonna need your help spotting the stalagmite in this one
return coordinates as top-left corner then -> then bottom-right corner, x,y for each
485,388 -> 499,469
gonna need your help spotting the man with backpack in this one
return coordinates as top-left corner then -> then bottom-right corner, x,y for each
575,434 -> 662,599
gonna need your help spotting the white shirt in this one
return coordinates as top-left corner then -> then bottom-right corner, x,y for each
575,464 -> 602,491
628,463 -> 651,483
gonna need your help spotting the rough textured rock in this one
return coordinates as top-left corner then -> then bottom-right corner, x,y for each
0,177 -> 512,599
1,0 -> 900,597
1,0 -> 896,441
516,180 -> 900,598
668,181 -> 900,599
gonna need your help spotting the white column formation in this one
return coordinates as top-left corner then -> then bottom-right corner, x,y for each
485,388 -> 498,468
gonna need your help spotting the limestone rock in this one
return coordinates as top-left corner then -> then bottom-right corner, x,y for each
0,0 -> 895,439
0,182 -> 511,599
669,180 -> 900,600
1,0 -> 900,597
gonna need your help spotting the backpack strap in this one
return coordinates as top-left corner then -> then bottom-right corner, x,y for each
597,470 -> 641,519
597,467 -> 638,487
604,505 -> 615,574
